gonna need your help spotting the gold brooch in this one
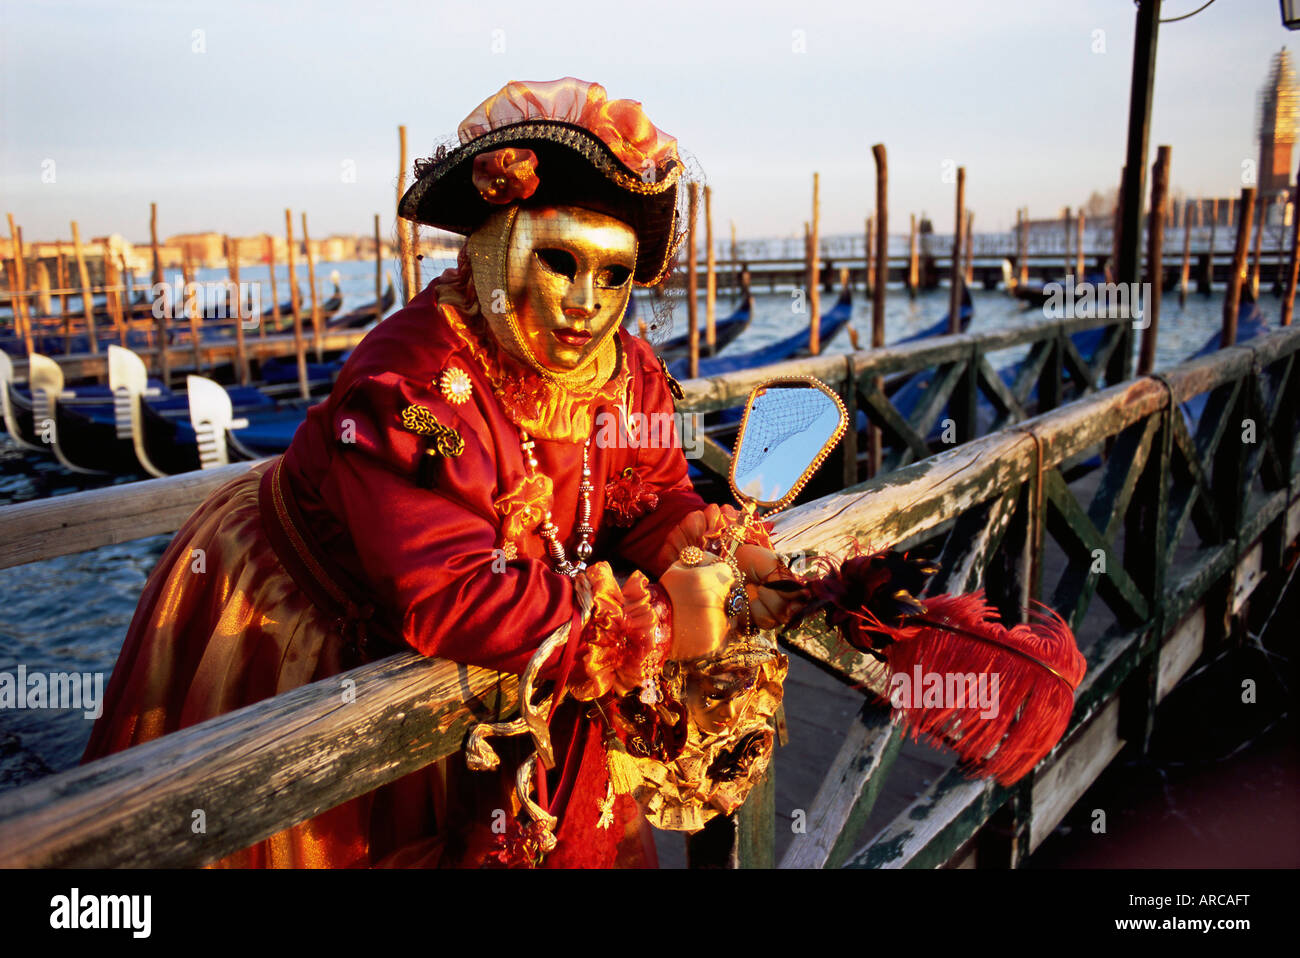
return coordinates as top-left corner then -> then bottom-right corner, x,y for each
400,404 -> 464,457
439,366 -> 473,406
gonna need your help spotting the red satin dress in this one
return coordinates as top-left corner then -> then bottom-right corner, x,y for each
82,277 -> 715,868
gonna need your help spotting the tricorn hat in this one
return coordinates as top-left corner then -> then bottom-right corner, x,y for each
398,78 -> 690,286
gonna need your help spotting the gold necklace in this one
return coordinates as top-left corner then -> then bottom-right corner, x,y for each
519,427 -> 595,576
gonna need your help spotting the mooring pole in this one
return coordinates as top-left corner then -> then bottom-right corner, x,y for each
948,166 -> 965,334
1139,145 -> 1170,375
1113,0 -> 1161,383
1223,187 -> 1256,348
1283,160 -> 1300,326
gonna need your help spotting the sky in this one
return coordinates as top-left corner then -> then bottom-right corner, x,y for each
0,0 -> 1294,246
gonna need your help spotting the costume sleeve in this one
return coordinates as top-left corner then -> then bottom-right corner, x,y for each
609,347 -> 774,578
607,350 -> 714,578
319,371 -> 671,691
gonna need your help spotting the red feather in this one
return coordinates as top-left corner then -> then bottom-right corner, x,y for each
793,550 -> 1086,785
880,592 -> 1086,785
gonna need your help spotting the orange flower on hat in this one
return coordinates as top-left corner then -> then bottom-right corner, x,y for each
458,77 -> 678,178
471,147 -> 540,205
586,97 -> 675,180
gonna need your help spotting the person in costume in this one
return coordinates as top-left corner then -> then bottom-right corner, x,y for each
82,77 -> 806,868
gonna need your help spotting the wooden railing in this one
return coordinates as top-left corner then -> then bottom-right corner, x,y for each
681,310 -> 1131,489
0,322 -> 1294,868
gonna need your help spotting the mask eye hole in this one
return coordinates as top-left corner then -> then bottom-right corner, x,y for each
596,264 -> 632,288
535,248 -> 577,281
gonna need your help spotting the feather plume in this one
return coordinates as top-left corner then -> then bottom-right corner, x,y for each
792,549 -> 1086,785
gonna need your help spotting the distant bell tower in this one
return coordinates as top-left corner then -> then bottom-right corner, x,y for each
1259,47 -> 1299,199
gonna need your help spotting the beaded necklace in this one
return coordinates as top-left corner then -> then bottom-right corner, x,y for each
518,426 -> 595,577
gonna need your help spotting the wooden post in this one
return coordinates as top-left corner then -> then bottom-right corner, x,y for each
300,213 -> 323,364
949,167 -> 965,334
869,144 -> 889,477
1017,206 -> 1029,286
56,246 -> 68,322
182,248 -> 202,372
149,203 -> 169,383
373,213 -> 384,315
907,213 -> 918,297
1076,210 -> 1086,278
112,242 -> 129,340
17,226 -> 38,341
1206,197 -> 1219,292
809,173 -> 821,356
225,236 -> 250,385
1284,162 -> 1300,326
865,216 -> 875,294
1179,198 -> 1192,307
101,239 -> 125,346
1110,168 -> 1126,285
69,221 -> 97,355
1272,196 -> 1287,295
397,125 -> 418,304
1063,206 -> 1072,278
873,147 -> 888,347
1249,198 -> 1264,300
964,209 -> 975,286
34,259 -> 52,319
1222,187 -> 1255,349
7,215 -> 32,355
285,210 -> 309,398
265,234 -> 280,335
705,185 -> 716,352
730,221 -> 738,296
687,183 -> 699,378
1138,145 -> 1169,375
119,251 -> 133,329
3,259 -> 15,342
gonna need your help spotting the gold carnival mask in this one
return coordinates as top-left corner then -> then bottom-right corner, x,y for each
465,205 -> 636,386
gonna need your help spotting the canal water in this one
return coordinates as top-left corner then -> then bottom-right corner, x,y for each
1,264 -> 1294,867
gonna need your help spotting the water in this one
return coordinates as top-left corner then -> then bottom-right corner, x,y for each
0,276 -> 1285,793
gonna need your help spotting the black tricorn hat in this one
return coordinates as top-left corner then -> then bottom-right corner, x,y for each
397,80 -> 689,286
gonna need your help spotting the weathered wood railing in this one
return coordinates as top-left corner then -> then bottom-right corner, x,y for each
0,323 -> 1294,868
680,310 -> 1130,489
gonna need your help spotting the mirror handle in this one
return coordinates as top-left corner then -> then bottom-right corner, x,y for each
721,499 -> 759,562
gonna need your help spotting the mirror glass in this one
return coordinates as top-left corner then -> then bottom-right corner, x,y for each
732,382 -> 845,506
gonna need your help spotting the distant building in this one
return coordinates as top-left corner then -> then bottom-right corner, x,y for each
167,232 -> 226,267
1258,47 -> 1298,199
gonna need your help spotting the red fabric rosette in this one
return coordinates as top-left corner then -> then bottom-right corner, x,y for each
471,147 -> 540,205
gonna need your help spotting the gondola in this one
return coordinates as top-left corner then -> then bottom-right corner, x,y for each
255,281 -> 396,388
101,346 -> 300,475
1001,259 -> 1053,307
650,293 -> 755,364
327,278 -> 396,330
668,285 -> 853,381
